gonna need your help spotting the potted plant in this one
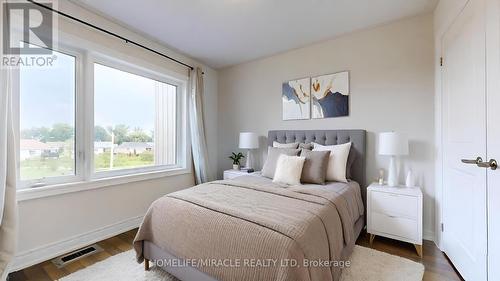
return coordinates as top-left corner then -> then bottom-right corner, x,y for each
229,152 -> 245,170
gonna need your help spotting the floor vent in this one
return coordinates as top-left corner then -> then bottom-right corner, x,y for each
52,244 -> 103,268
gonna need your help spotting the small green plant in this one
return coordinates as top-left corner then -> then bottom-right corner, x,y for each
229,152 -> 245,165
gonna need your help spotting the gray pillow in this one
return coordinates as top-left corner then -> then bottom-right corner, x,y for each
262,147 -> 300,178
299,143 -> 313,150
300,150 -> 331,184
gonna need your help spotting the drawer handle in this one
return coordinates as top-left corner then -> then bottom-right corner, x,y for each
387,215 -> 397,218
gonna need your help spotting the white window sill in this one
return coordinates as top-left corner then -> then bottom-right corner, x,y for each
16,168 -> 191,202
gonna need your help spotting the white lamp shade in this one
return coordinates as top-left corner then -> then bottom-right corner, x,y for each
379,132 -> 409,156
239,132 -> 259,149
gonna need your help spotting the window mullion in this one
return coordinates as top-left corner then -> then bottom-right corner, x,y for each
75,52 -> 84,182
83,53 -> 94,181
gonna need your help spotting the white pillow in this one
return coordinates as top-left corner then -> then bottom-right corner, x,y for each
272,155 -> 305,185
312,142 -> 352,183
273,141 -> 299,149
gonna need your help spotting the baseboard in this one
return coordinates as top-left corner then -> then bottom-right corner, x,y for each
9,215 -> 143,272
423,230 -> 435,242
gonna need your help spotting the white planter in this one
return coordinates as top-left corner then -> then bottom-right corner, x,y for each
232,164 -> 240,170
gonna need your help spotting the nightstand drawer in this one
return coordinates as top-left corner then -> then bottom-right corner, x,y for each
371,212 -> 418,241
371,191 -> 418,219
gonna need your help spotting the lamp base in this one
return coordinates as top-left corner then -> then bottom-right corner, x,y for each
387,156 -> 398,187
245,150 -> 253,169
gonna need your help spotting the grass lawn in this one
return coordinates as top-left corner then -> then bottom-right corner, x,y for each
20,156 -> 75,180
20,152 -> 154,180
94,152 -> 154,172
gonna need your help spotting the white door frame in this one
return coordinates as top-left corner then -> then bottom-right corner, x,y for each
485,0 -> 500,280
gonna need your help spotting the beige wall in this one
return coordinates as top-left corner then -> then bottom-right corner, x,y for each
218,14 -> 435,239
17,174 -> 193,253
13,0 -> 218,270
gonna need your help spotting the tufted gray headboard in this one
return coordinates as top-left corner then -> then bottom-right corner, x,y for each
268,130 -> 367,204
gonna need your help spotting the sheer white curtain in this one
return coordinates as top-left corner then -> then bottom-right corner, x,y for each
189,67 -> 211,184
0,1 -> 19,279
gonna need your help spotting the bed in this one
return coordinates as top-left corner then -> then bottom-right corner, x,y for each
133,130 -> 366,281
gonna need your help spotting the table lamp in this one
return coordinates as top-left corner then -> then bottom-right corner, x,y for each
239,132 -> 259,169
379,132 -> 409,187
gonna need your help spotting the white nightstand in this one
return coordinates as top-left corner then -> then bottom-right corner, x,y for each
223,169 -> 259,180
367,182 -> 423,257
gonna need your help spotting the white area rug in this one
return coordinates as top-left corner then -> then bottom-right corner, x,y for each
61,245 -> 424,281
340,246 -> 424,281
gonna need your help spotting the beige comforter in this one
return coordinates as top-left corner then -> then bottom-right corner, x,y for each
133,176 -> 364,281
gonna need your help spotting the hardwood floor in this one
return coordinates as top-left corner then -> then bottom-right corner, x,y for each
356,232 -> 464,281
9,229 -> 463,281
8,230 -> 137,281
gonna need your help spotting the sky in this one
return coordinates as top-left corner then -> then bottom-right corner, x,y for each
20,50 -> 75,129
20,50 -> 175,134
94,63 -> 156,132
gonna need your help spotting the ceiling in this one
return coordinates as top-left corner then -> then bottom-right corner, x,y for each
73,0 -> 438,69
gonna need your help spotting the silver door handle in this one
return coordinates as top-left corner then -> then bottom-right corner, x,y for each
477,159 -> 498,170
461,157 -> 482,164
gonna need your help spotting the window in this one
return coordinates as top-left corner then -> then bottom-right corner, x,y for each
93,63 -> 178,174
15,46 -> 188,190
19,49 -> 77,182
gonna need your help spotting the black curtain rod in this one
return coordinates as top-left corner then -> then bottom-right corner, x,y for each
27,0 -> 195,71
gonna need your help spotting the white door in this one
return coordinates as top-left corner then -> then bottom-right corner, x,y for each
486,0 -> 500,280
442,0 -> 488,280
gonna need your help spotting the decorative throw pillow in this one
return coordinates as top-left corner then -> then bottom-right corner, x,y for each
299,143 -> 313,150
312,142 -> 352,183
261,147 -> 301,178
273,155 -> 306,185
300,150 -> 331,184
273,141 -> 299,149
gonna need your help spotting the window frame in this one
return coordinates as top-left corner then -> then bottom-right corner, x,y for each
14,44 -> 85,189
14,42 -> 191,194
88,54 -> 188,179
